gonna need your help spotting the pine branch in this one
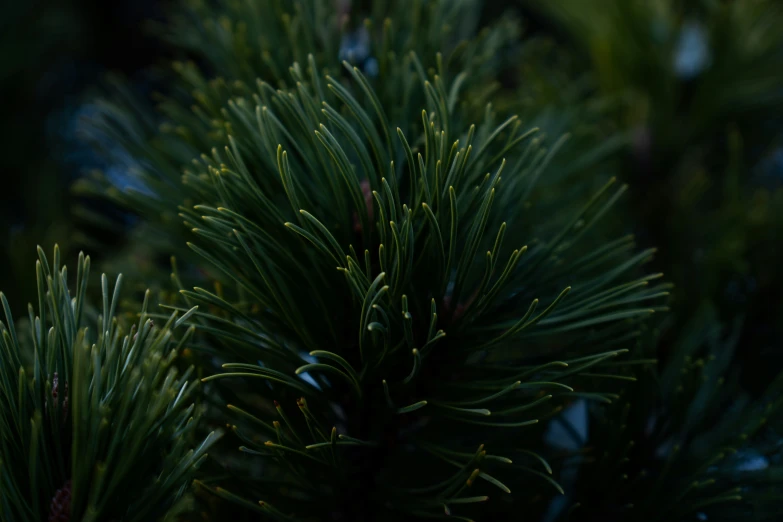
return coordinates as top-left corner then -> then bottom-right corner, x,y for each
0,246 -> 220,522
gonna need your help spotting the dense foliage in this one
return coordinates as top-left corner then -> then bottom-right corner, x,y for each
1,1 -> 781,521
0,247 -> 218,522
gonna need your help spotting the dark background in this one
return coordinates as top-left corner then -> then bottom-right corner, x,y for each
0,0 -> 170,311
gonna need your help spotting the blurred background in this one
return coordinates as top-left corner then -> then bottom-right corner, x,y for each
0,0 -> 169,313
1,0 -> 781,399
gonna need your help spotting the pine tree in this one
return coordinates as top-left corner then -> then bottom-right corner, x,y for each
77,1 -> 668,519
2,1 -> 782,521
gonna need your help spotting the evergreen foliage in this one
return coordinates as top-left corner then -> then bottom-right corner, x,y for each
559,306 -> 783,521
75,0 -> 520,286
176,56 -> 669,521
2,1 -> 782,521
0,247 -> 218,522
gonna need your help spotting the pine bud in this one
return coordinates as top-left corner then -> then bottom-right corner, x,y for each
48,480 -> 72,522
